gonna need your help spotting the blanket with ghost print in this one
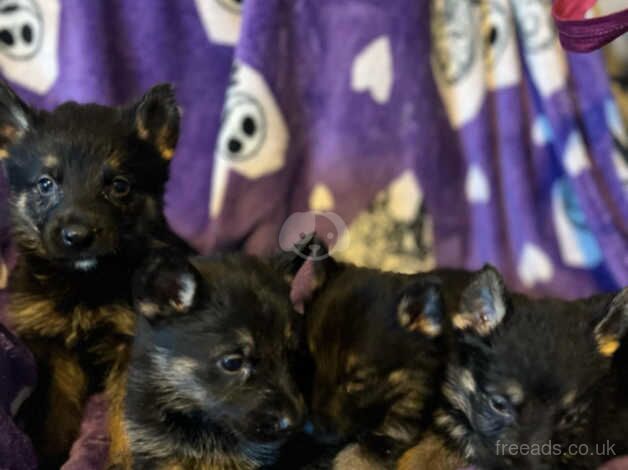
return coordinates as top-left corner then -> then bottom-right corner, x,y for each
0,0 -> 626,468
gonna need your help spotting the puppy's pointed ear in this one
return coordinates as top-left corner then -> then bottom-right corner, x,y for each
129,83 -> 180,160
132,251 -> 200,321
594,288 -> 628,357
397,277 -> 444,337
453,265 -> 507,336
0,81 -> 35,156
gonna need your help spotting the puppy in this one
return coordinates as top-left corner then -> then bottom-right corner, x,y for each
0,81 -> 181,467
436,265 -> 628,470
117,251 -> 306,469
290,235 -> 471,468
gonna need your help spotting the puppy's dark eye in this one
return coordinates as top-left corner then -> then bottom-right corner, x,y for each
220,354 -> 244,373
37,175 -> 56,195
488,394 -> 513,416
111,176 -> 131,197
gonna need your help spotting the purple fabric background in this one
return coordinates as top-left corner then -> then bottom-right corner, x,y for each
0,0 -> 625,468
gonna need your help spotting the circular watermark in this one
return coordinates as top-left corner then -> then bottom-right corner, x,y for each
278,211 -> 350,260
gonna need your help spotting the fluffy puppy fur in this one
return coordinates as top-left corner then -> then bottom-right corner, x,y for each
0,81 -> 181,467
286,235 -> 471,468
115,251 -> 306,470
436,265 -> 628,470
397,433 -> 464,470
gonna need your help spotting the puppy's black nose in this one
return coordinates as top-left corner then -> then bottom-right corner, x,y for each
61,225 -> 93,249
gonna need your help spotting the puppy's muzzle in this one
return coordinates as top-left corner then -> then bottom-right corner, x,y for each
61,224 -> 95,250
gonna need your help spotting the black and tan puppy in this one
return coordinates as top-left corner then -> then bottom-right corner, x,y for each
0,81 -> 181,467
436,266 -> 628,470
287,236 -> 471,469
116,251 -> 306,469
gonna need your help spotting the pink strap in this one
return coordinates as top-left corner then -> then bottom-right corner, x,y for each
553,0 -> 628,52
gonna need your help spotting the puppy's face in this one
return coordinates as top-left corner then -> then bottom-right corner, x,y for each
0,83 -> 178,271
128,253 -> 305,459
306,263 -> 445,451
439,266 -> 628,469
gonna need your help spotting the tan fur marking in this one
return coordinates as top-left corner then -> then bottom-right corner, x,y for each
108,150 -> 125,168
398,434 -> 465,470
107,368 -> 133,469
0,148 -> 8,159
333,444 -> 384,470
452,311 -> 493,336
459,369 -> 476,393
452,312 -> 473,330
135,116 -> 175,160
388,370 -> 410,386
0,124 -> 22,143
0,261 -> 7,289
160,146 -> 174,160
40,350 -> 88,459
43,154 -> 58,167
562,390 -> 577,408
597,335 -> 620,357
9,294 -> 135,466
417,316 -> 442,337
136,116 -> 150,141
505,381 -> 524,405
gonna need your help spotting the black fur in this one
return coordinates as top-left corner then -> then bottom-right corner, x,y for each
437,266 -> 628,470
284,236 -> 472,468
0,80 -> 183,467
123,251 -> 306,469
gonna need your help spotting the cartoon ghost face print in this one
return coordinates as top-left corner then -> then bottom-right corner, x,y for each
0,0 -> 42,60
515,0 -> 555,52
431,0 -> 475,85
209,61 -> 289,218
214,60 -> 288,174
0,0 -> 60,94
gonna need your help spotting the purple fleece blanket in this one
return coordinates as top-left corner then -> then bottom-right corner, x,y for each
0,0 -> 626,468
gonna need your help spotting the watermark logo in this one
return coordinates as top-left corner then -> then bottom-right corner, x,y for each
496,440 -> 616,458
278,211 -> 350,260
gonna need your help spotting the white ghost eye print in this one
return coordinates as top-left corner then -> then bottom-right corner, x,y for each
0,0 -> 42,60
218,93 -> 267,162
0,0 -> 60,94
